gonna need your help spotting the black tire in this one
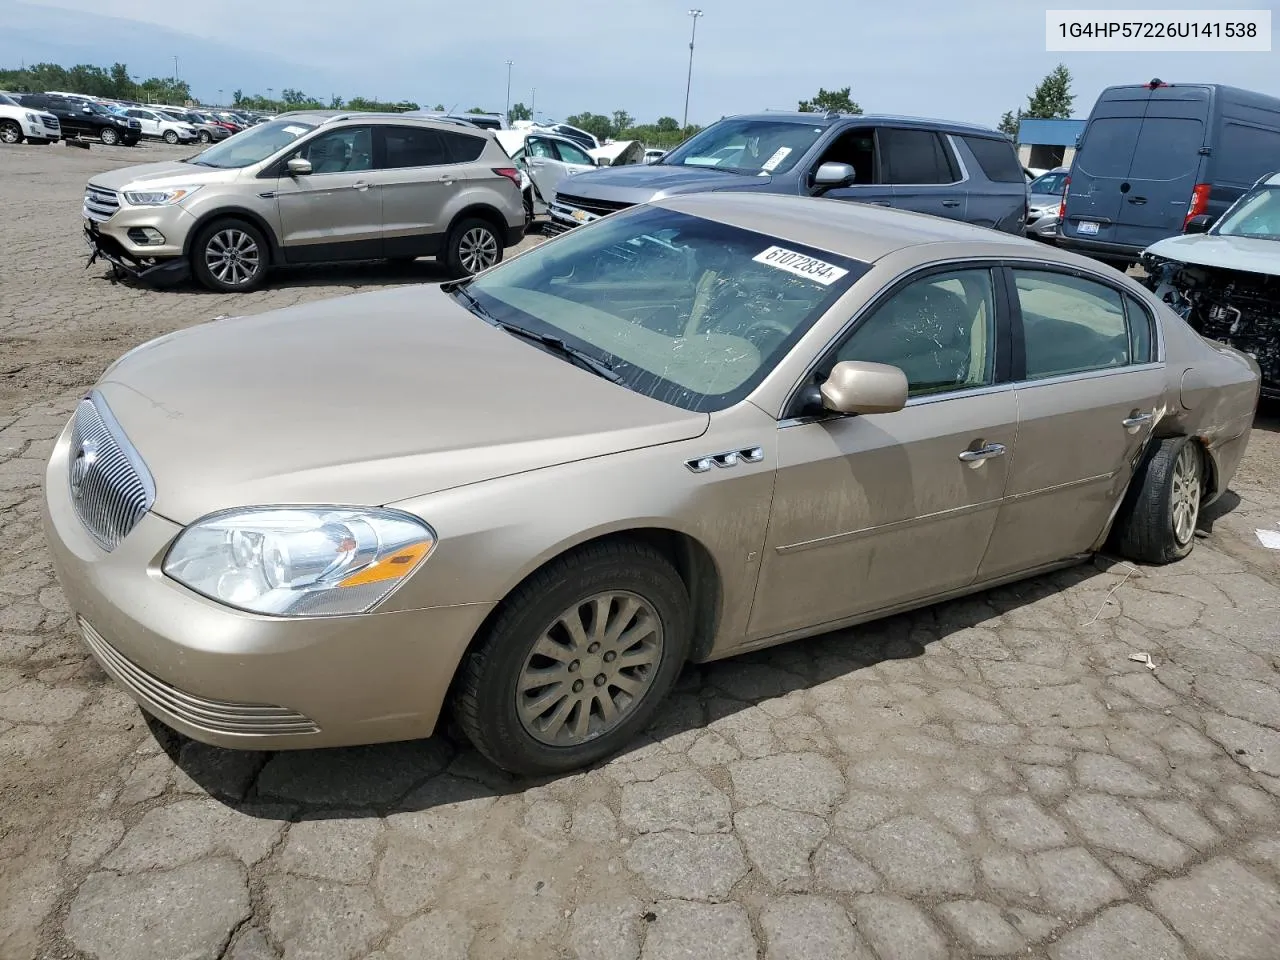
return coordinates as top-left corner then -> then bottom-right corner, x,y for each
191,218 -> 270,293
443,217 -> 503,278
198,130 -> 212,143
99,126 -> 119,146
0,120 -> 24,145
453,540 -> 692,776
1113,436 -> 1204,564
163,129 -> 179,144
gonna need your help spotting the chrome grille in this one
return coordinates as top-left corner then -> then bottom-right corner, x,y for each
42,115 -> 60,130
83,185 -> 120,222
79,619 -> 320,736
67,392 -> 154,551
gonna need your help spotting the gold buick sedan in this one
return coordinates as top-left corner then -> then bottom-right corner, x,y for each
43,193 -> 1260,775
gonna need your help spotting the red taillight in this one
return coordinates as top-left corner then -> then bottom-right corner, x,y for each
1183,183 -> 1211,228
493,167 -> 522,190
1058,175 -> 1070,222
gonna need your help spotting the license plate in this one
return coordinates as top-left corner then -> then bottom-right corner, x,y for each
1076,221 -> 1100,236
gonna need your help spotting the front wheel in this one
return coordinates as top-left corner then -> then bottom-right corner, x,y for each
191,219 -> 269,292
163,129 -> 179,144
1113,436 -> 1204,564
453,541 -> 692,776
443,217 -> 503,277
98,126 -> 119,146
198,130 -> 212,143
0,120 -> 23,144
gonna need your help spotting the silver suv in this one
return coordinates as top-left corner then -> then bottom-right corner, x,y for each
82,111 -> 527,292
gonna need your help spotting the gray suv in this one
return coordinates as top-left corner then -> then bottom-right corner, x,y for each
82,111 -> 527,292
548,112 -> 1028,236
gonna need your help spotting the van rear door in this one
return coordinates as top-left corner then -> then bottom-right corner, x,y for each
1112,86 -> 1210,250
1063,89 -> 1148,240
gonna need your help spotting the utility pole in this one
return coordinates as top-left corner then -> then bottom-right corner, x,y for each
531,88 -> 536,120
504,60 -> 514,124
682,10 -> 703,131
172,56 -> 178,84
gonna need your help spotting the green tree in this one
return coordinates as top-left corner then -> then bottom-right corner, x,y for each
798,86 -> 862,115
1025,63 -> 1074,118
565,112 -> 614,141
508,101 -> 532,122
997,109 -> 1022,137
329,94 -> 345,109
466,106 -> 489,114
433,103 -> 445,111
346,96 -> 418,113
612,109 -> 634,135
280,88 -> 309,106
655,116 -> 679,133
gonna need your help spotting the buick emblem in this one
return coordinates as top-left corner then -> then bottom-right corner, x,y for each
69,440 -> 97,499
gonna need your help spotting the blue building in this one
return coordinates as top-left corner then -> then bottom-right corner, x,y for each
1016,117 -> 1086,171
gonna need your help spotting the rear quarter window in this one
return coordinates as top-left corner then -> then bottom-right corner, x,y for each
878,128 -> 959,184
1218,123 -> 1280,186
961,135 -> 1025,183
443,132 -> 486,162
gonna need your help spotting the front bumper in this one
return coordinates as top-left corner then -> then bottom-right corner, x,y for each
42,419 -> 494,750
84,220 -> 191,286
22,116 -> 60,141
1026,212 -> 1058,240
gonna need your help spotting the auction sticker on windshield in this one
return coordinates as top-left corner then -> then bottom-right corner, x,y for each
753,245 -> 849,285
760,147 -> 792,172
282,125 -> 309,136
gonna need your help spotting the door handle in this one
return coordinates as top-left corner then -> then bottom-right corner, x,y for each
941,199 -> 961,207
958,442 -> 1006,465
1122,411 -> 1153,432
351,180 -> 370,191
438,175 -> 455,184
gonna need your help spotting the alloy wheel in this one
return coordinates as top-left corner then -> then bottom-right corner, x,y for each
204,228 -> 261,287
100,127 -> 118,145
516,591 -> 664,746
0,121 -> 21,144
458,227 -> 499,274
1171,442 -> 1201,546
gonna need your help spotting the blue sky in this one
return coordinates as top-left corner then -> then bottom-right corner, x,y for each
4,0 -> 1278,127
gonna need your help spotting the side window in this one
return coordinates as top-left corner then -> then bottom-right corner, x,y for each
441,132 -> 485,162
297,126 -> 374,174
382,126 -> 450,168
555,140 -> 595,166
961,135 -> 1025,183
527,137 -> 556,159
1013,269 -> 1135,379
877,128 -> 958,185
833,269 -> 998,396
1124,293 -> 1154,364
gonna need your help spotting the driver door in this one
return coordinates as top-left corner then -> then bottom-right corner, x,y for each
274,125 -> 384,263
523,135 -> 584,203
807,126 -> 896,209
749,266 -> 1016,639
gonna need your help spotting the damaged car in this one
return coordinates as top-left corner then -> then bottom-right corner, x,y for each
1140,170 -> 1280,398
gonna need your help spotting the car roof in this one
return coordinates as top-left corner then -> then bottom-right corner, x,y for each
739,111 -> 1006,138
275,110 -> 489,132
651,191 -> 1083,264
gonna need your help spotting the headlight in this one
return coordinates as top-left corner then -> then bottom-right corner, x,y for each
122,185 -> 202,206
25,111 -> 40,124
162,507 -> 436,617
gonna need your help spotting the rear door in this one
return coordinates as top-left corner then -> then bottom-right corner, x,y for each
876,127 -> 969,223
127,109 -> 159,137
956,134 -> 1029,233
377,124 -> 463,256
1063,92 -> 1147,241
1112,86 -> 1210,250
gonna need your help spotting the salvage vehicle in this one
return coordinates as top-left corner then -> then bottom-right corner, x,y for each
545,112 -> 1029,236
81,111 -> 526,291
1059,80 -> 1280,268
495,128 -> 601,220
0,91 -> 60,144
44,194 -> 1259,775
1141,170 -> 1280,398
1026,166 -> 1068,242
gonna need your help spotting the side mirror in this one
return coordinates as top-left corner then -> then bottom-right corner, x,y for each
819,360 -> 908,415
1184,214 -> 1215,234
286,157 -> 313,176
813,161 -> 857,190
82,106 -> 93,114
596,156 -> 611,166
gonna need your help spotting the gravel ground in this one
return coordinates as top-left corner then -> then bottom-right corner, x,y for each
2,140 -> 1280,960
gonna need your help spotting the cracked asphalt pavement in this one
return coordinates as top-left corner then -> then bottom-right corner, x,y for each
3,141 -> 1280,960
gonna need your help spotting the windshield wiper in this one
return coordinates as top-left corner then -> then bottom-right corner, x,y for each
449,284 -> 621,383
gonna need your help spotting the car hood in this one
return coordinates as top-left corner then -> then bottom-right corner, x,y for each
1028,191 -> 1060,210
88,160 -> 234,191
557,163 -> 770,203
94,285 -> 708,523
1146,233 -> 1280,278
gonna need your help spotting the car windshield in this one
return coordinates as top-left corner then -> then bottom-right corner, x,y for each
463,205 -> 869,411
0,93 -> 17,107
187,118 -> 316,168
1215,185 -> 1280,241
659,118 -> 826,176
1030,172 -> 1066,195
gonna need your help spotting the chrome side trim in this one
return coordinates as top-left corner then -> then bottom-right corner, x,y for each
686,446 -> 765,473
775,496 -> 1001,555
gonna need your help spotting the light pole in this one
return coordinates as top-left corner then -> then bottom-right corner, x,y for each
218,88 -> 224,106
172,56 -> 178,84
531,88 -> 536,119
681,9 -> 703,131
504,60 -> 514,124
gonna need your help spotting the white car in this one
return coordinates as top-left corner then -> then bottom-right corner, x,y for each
495,129 -> 601,219
121,107 -> 198,144
0,91 -> 60,144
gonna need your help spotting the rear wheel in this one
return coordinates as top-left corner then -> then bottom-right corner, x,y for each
0,120 -> 22,144
453,541 -> 692,776
191,218 -> 269,293
443,217 -> 502,277
1113,436 -> 1204,564
98,126 -> 119,146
